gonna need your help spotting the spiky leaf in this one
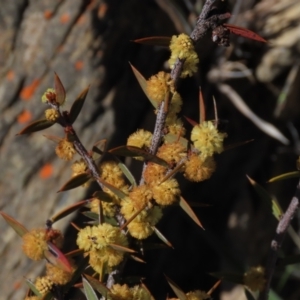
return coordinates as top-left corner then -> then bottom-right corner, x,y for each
108,243 -> 136,253
247,176 -> 283,220
69,86 -> 90,124
50,200 -> 91,223
118,161 -> 137,186
17,119 -> 55,135
165,276 -> 187,300
268,171 -> 300,183
84,274 -> 111,299
82,276 -> 99,300
93,191 -> 114,202
0,211 -> 28,237
25,279 -> 42,297
58,173 -> 91,192
109,145 -> 169,167
179,197 -> 204,229
97,178 -> 128,199
152,226 -> 173,248
133,36 -> 171,46
54,73 -> 66,105
129,63 -> 158,108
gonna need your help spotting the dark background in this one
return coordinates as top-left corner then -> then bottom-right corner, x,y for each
1,0 -> 300,299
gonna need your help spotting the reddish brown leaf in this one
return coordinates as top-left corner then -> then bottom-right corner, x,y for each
69,86 -> 90,124
54,73 -> 66,105
17,119 -> 55,135
133,36 -> 171,47
184,116 -> 198,127
58,173 -> 91,192
0,211 -> 28,237
224,24 -> 267,43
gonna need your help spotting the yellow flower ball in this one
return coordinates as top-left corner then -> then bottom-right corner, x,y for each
45,263 -> 73,285
45,108 -> 59,121
146,71 -> 171,104
55,139 -> 76,161
35,276 -> 53,296
110,283 -> 133,300
151,178 -> 180,206
191,121 -> 227,159
184,153 -> 216,182
22,228 -> 48,261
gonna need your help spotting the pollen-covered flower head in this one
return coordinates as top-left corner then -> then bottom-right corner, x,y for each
143,163 -> 167,185
22,228 -> 48,260
35,276 -> 53,296
76,223 -> 128,252
42,88 -> 56,103
71,159 -> 87,175
157,142 -> 187,165
127,129 -> 153,149
168,34 -> 199,78
55,139 -> 76,161
184,153 -> 216,182
109,284 -> 133,300
146,71 -> 171,104
90,198 -> 116,217
243,266 -> 266,292
169,33 -> 195,59
45,263 -> 73,285
151,178 -> 180,206
45,108 -> 59,122
99,161 -> 123,181
191,121 -> 227,159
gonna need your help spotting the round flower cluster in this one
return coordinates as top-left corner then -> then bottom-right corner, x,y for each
168,33 -> 199,78
146,71 -> 171,104
109,283 -> 153,300
45,108 -> 59,121
191,121 -> 227,159
76,223 -> 128,272
55,139 -> 76,161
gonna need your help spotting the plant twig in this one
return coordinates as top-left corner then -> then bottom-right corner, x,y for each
258,179 -> 300,300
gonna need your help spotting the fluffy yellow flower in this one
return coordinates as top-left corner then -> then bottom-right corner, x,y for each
90,198 -> 116,217
22,228 -> 48,260
55,139 -> 76,161
157,142 -> 186,165
166,116 -> 186,137
71,159 -> 87,175
45,263 -> 73,285
41,88 -> 56,103
76,223 -> 128,252
131,285 -> 153,300
184,154 -> 216,182
146,71 -> 171,104
35,276 -> 53,296
99,161 -> 124,181
151,178 -> 180,206
191,121 -> 227,159
45,108 -> 59,121
129,185 -> 153,209
243,266 -> 266,292
144,163 -> 167,185
169,34 -> 195,59
168,34 -> 199,78
127,129 -> 153,149
169,92 -> 183,114
89,246 -> 125,269
126,206 -> 163,240
110,284 -> 133,300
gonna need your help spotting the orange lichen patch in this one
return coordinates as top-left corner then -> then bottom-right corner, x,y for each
6,70 -> 15,81
98,3 -> 108,19
13,280 -> 22,290
44,10 -> 53,20
76,14 -> 86,25
60,13 -> 70,24
17,110 -> 32,124
75,60 -> 84,70
20,79 -> 41,101
39,163 -> 54,179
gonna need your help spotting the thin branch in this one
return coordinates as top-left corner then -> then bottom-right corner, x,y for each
258,179 -> 300,300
